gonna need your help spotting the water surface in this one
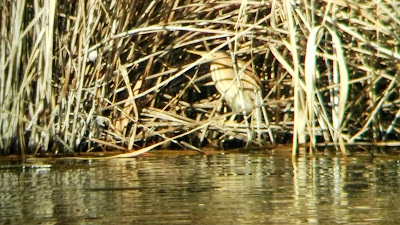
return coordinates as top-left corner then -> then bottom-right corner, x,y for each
1,150 -> 400,224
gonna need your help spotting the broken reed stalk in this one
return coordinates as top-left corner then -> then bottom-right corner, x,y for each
1,0 -> 400,156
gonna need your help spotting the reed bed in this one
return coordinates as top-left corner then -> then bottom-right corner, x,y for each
1,0 -> 400,156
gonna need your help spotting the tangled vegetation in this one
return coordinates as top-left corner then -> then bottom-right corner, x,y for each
1,0 -> 400,156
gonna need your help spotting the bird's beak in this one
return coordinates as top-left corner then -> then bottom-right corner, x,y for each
186,50 -> 208,56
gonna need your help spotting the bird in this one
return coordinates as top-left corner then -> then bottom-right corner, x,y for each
187,50 -> 275,146
187,50 -> 262,114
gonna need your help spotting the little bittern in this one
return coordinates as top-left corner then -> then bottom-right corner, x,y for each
187,50 -> 262,114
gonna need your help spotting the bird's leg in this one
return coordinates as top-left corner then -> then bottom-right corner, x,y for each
243,113 -> 253,147
255,106 -> 264,146
228,114 -> 237,123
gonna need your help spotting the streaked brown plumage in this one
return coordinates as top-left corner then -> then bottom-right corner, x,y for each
187,50 -> 262,114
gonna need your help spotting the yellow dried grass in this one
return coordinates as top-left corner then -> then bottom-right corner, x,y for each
1,0 -> 400,157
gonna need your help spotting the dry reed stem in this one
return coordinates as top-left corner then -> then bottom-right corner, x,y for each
2,0 -> 400,156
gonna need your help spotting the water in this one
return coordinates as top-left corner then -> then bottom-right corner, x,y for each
1,151 -> 400,224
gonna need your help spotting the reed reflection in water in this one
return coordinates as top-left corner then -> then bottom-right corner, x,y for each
1,152 -> 400,224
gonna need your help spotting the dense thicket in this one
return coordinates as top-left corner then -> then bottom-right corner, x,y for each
1,0 -> 400,156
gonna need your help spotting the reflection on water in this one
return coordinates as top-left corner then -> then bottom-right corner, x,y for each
1,152 -> 400,224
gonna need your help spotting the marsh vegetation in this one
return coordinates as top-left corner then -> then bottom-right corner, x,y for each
1,0 -> 400,156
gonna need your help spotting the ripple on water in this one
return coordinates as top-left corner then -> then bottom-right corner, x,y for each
1,152 -> 400,224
